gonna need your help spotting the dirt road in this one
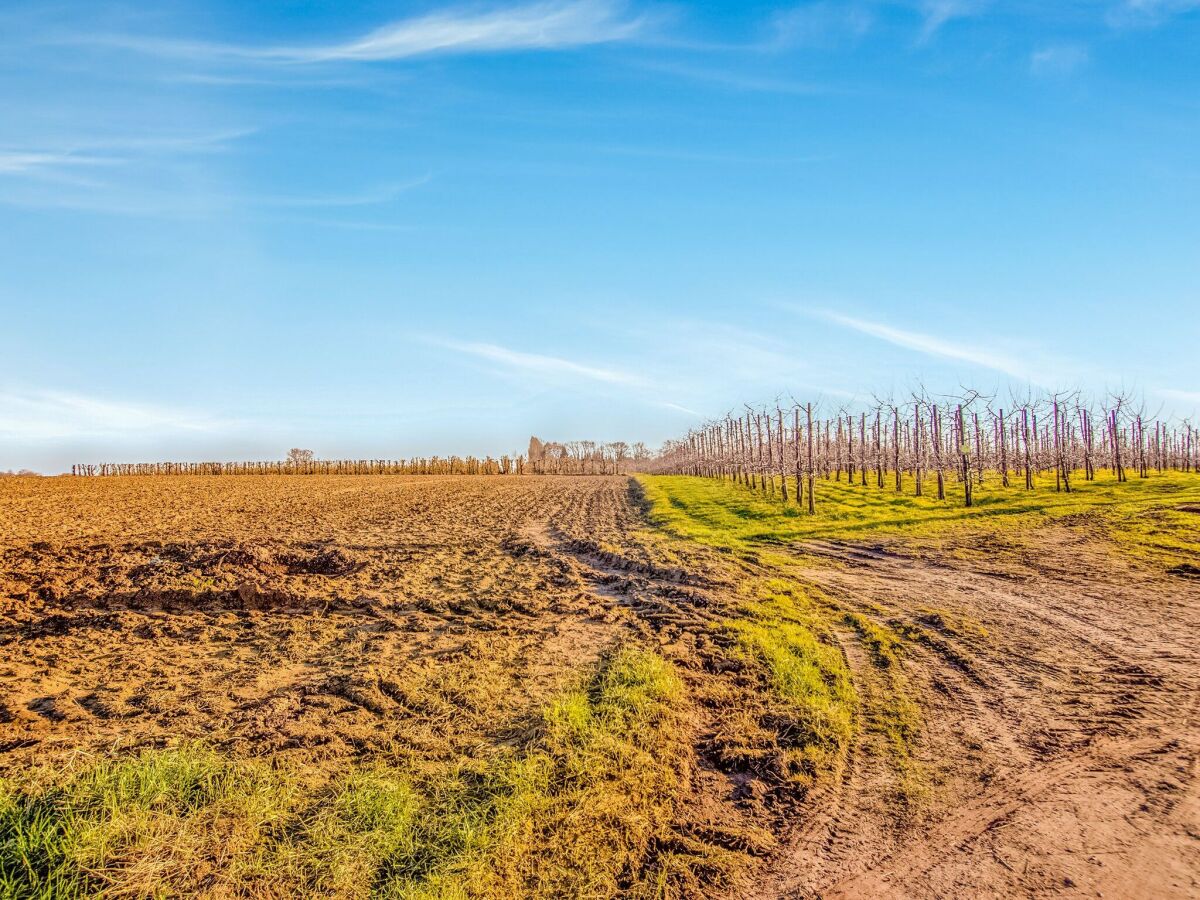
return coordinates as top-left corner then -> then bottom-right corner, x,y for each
758,523 -> 1200,898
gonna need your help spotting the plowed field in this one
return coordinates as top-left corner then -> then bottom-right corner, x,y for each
1,477 -> 642,770
2,473 -> 1198,898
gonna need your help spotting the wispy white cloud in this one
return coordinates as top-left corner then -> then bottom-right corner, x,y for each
436,336 -> 710,424
629,316 -> 807,384
817,311 -> 1041,382
84,130 -> 257,154
1030,43 -> 1089,75
917,0 -> 989,42
768,3 -> 874,49
0,388 -> 229,441
1107,0 -> 1200,28
254,175 -> 431,209
166,72 -> 377,90
0,178 -> 425,217
635,60 -> 831,95
0,130 -> 252,188
78,1 -> 652,65
0,132 -> 426,216
258,215 -> 423,232
431,338 -> 646,386
654,400 -> 704,417
2,129 -> 251,163
594,143 -> 830,165
0,151 -> 115,175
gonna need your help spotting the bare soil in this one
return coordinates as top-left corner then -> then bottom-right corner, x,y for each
2,475 -> 1197,897
0,476 -> 642,771
755,522 -> 1200,899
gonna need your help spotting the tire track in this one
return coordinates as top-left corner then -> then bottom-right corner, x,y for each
762,524 -> 1200,898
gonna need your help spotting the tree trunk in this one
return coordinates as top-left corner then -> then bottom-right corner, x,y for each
806,404 -> 816,514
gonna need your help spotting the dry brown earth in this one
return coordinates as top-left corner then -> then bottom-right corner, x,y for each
755,523 -> 1200,899
1,475 -> 1197,897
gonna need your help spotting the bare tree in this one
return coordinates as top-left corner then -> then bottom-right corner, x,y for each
287,448 -> 315,467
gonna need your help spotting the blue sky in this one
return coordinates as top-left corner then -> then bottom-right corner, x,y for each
1,0 -> 1198,471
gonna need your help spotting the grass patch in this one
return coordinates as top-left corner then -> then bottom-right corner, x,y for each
288,767 -> 422,897
387,647 -> 691,899
1,649 -> 699,900
638,472 -> 1200,568
717,582 -> 856,787
913,607 -> 989,642
1103,502 -> 1200,572
1,745 -> 290,898
842,613 -> 904,669
834,615 -> 923,806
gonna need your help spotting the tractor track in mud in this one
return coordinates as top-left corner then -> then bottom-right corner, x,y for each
752,524 -> 1200,899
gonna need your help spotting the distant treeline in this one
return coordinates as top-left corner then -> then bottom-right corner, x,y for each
648,388 -> 1198,510
72,437 -> 654,477
525,437 -> 652,475
72,458 -> 524,477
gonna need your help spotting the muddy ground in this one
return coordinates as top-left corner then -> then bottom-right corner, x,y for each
1,475 -> 1197,897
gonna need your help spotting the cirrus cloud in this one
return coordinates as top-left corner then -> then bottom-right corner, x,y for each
0,388 -> 231,441
72,1 -> 655,65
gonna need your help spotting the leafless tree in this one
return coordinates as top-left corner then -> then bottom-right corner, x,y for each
287,448 -> 315,467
